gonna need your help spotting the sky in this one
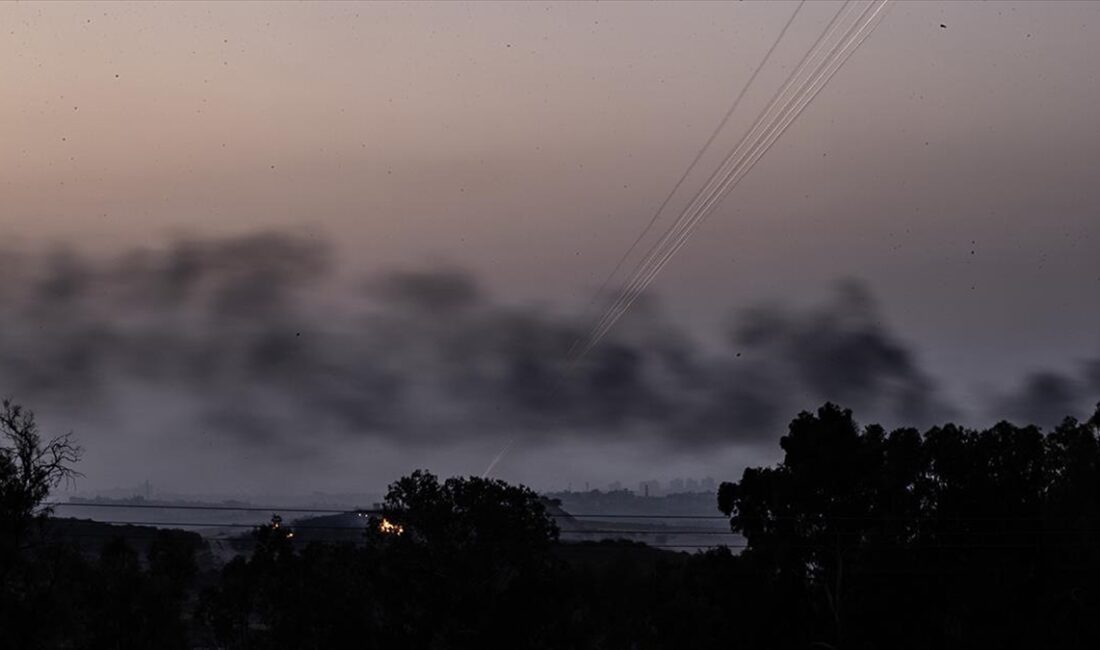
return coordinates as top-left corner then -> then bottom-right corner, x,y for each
2,1 -> 1099,497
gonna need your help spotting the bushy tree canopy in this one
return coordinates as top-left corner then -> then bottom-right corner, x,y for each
719,402 -> 1100,648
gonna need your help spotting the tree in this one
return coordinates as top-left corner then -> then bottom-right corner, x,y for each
375,470 -> 562,646
719,402 -> 1100,649
717,404 -> 908,645
379,469 -> 560,552
0,400 -> 84,649
200,471 -> 564,649
0,398 -> 82,560
200,515 -> 296,649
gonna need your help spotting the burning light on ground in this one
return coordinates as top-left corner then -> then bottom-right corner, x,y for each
379,518 -> 404,535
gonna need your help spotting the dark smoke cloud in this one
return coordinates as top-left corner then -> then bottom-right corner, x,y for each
0,231 -> 962,452
994,363 -> 1100,428
722,281 -> 949,428
679,281 -> 955,444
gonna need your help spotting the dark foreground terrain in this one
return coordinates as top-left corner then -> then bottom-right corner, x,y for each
4,401 -> 1100,649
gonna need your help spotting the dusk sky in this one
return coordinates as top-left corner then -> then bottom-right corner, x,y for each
2,1 -> 1098,497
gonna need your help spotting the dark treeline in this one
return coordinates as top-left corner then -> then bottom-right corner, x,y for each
4,400 -> 1100,649
718,402 -> 1100,649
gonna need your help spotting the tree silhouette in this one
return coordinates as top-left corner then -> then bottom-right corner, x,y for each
201,515 -> 296,648
1,398 -> 82,553
719,402 -> 1100,649
379,469 -> 560,551
1,398 -> 83,634
200,473 -> 563,648
8,399 -> 1100,648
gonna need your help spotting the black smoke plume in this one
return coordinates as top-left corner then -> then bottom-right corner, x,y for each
0,231 -> 990,451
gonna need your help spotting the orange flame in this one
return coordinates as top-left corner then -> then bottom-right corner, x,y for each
379,518 -> 404,535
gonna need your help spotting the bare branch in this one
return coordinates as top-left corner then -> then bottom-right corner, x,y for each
1,398 -> 83,522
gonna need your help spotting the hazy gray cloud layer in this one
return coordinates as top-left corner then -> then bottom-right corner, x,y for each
0,231 -> 1031,456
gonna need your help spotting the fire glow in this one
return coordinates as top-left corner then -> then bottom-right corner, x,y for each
379,518 -> 404,535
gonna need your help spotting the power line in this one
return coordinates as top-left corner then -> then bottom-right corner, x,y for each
45,501 -> 380,515
48,501 -> 726,518
52,521 -> 739,537
38,524 -> 1100,553
51,501 -> 1100,522
51,517 -> 1100,537
39,533 -> 734,550
67,519 -> 369,531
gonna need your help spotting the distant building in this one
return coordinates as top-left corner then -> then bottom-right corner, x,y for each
638,480 -> 660,497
